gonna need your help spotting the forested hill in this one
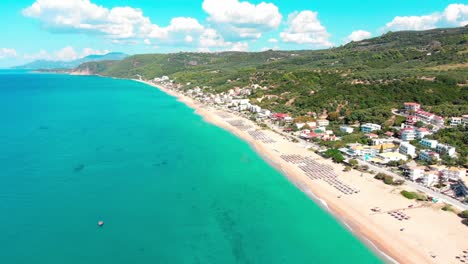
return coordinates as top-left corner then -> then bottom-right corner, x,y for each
74,26 -> 468,121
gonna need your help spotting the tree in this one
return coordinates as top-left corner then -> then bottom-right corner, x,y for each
379,145 -> 384,154
328,111 -> 340,121
415,121 -> 424,128
324,149 -> 345,163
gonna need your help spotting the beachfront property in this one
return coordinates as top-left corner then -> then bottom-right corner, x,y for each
399,142 -> 416,158
271,113 -> 293,123
404,102 -> 421,113
257,109 -> 271,118
420,138 -> 438,149
360,123 -> 381,133
419,149 -> 440,162
436,143 -> 456,157
342,143 -> 377,158
422,172 -> 439,187
442,167 -> 467,182
403,166 -> 426,181
376,152 -> 408,163
400,128 -> 416,141
339,125 -> 354,134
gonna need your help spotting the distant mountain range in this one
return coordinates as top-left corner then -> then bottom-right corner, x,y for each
13,52 -> 128,70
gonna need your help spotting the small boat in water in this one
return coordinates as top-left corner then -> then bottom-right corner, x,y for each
98,221 -> 104,227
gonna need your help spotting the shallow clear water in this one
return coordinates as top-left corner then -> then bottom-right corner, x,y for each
0,71 -> 381,263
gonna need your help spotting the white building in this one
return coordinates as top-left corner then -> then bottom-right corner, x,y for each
407,166 -> 425,181
450,117 -> 463,126
361,123 -> 381,133
415,128 -> 431,139
419,150 -> 440,162
377,152 -> 408,163
404,102 -> 421,112
317,119 -> 330,127
339,125 -> 354,134
249,105 -> 262,113
400,128 -> 416,141
371,138 -> 394,146
442,167 -> 466,181
422,172 -> 438,187
436,143 -> 456,157
258,109 -> 271,118
420,138 -> 438,149
399,142 -> 416,158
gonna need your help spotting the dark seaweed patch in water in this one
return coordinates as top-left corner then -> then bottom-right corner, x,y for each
152,160 -> 168,167
212,203 -> 249,264
73,164 -> 85,172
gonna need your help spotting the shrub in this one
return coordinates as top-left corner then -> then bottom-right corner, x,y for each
459,210 -> 468,218
401,190 -> 417,199
374,173 -> 386,180
344,166 -> 352,172
441,205 -> 454,212
393,179 -> 405,186
383,175 -> 394,185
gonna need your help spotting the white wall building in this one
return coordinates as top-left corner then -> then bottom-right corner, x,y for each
399,142 -> 416,158
415,128 -> 431,139
317,119 -> 330,127
339,126 -> 354,134
407,167 -> 425,181
419,150 -> 440,162
423,172 -> 438,187
442,167 -> 466,181
361,123 -> 381,133
400,128 -> 416,141
420,139 -> 438,149
436,143 -> 456,157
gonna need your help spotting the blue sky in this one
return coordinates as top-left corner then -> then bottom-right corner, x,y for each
0,0 -> 467,67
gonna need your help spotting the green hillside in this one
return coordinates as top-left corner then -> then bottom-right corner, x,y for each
74,26 -> 468,122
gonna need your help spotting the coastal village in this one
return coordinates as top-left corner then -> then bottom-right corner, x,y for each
152,75 -> 467,204
148,76 -> 468,263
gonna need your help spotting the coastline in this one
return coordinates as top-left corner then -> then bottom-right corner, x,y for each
136,79 -> 468,264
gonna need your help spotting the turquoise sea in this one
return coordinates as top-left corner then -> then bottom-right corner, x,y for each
0,71 -> 381,263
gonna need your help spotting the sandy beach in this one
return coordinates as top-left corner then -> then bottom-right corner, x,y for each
139,80 -> 468,264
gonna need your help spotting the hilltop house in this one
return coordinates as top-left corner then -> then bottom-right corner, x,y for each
361,123 -> 381,133
404,102 -> 421,113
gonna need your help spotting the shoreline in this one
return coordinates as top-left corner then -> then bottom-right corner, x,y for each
135,79 -> 467,264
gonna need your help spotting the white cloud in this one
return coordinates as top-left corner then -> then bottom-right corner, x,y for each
198,28 -> 248,52
443,4 -> 468,26
280,11 -> 333,48
24,46 -> 109,61
383,14 -> 440,31
344,30 -> 372,43
383,4 -> 468,31
202,0 -> 282,40
143,39 -> 151,45
0,48 -> 17,59
23,0 -> 204,43
268,38 -> 278,43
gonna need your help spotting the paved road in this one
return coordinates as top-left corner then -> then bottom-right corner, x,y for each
355,159 -> 468,210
